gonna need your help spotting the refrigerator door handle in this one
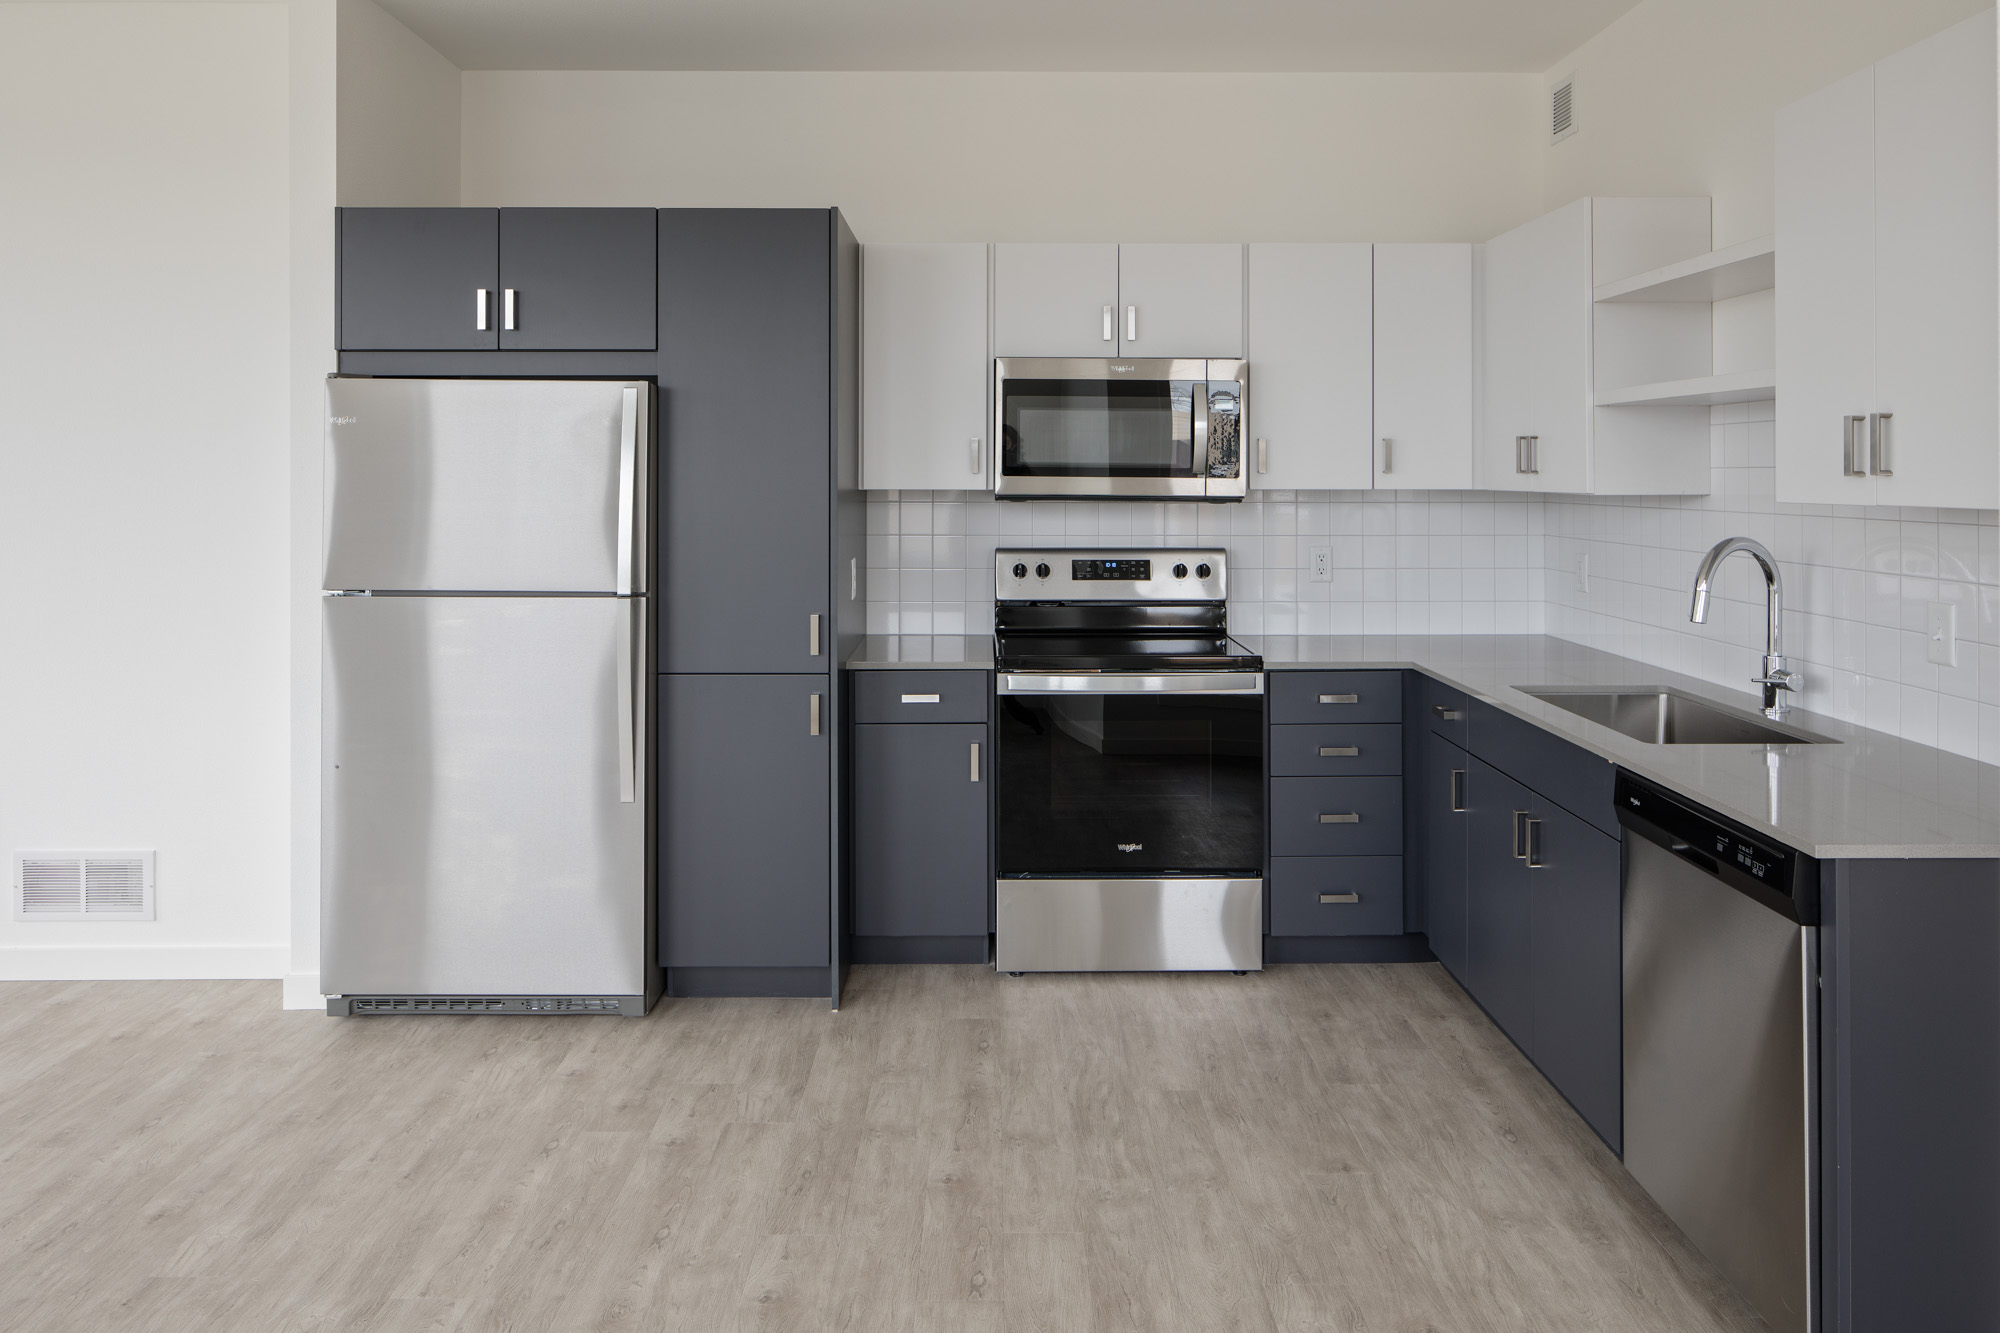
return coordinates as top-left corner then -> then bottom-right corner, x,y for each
616,386 -> 640,597
616,600 -> 637,803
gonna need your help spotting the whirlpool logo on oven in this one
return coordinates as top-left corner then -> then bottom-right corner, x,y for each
1117,843 -> 1143,853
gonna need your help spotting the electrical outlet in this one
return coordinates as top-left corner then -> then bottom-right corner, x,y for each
1577,552 -> 1590,593
1926,601 -> 1957,667
1308,547 -> 1332,583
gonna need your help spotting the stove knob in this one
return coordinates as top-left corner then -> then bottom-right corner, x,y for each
1196,562 -> 1212,580
1034,562 -> 1051,580
1011,562 -> 1028,579
1172,563 -> 1189,580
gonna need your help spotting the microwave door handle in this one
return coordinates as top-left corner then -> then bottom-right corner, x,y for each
1192,382 -> 1210,478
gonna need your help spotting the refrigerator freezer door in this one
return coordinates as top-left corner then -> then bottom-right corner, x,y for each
324,377 -> 647,593
322,594 -> 646,997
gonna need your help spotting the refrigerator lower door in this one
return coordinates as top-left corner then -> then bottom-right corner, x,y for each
323,594 -> 646,999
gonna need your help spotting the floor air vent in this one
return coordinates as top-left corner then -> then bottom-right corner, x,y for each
13,852 -> 155,922
333,995 -> 636,1016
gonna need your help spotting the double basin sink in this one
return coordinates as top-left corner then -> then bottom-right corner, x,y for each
1516,686 -> 1836,746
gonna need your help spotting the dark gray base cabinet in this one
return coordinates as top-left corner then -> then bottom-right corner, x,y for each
1416,730 -> 1470,983
851,717 -> 990,952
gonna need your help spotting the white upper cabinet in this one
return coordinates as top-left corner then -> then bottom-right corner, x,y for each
1244,244 -> 1372,490
993,244 -> 1118,357
1480,196 -> 1712,495
1778,9 -> 1997,508
1374,243 -> 1474,490
1116,244 -> 1245,357
861,243 -> 991,492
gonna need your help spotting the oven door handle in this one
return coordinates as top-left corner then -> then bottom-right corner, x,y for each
999,672 -> 1266,696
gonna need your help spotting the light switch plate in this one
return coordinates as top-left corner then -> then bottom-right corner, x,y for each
1308,547 -> 1332,583
1926,601 -> 1957,666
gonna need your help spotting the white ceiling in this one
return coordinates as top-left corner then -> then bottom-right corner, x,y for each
373,0 -> 1642,73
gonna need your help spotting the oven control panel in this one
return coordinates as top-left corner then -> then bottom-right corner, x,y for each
996,549 -> 1225,601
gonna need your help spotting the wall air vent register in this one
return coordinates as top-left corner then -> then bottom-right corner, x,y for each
12,851 -> 155,922
1550,74 -> 1577,143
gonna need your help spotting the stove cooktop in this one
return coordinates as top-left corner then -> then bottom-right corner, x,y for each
992,633 -> 1264,674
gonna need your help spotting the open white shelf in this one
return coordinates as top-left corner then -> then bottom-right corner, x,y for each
1596,369 -> 1777,407
1594,235 -> 1776,304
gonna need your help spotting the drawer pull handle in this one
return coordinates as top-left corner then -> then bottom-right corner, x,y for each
1318,693 -> 1359,705
1319,812 -> 1360,824
901,693 -> 941,704
1319,892 -> 1360,904
1318,746 -> 1359,757
1432,704 -> 1464,721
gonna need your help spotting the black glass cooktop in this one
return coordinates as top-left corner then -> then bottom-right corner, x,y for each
993,632 -> 1263,673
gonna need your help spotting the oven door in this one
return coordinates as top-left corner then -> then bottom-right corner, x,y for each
996,672 -> 1265,877
994,358 -> 1246,499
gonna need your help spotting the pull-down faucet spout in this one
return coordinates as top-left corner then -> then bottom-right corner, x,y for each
1690,536 -> 1798,721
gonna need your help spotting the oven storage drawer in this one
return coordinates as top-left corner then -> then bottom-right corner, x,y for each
853,669 -> 990,724
1269,724 -> 1402,777
1269,670 -> 1402,724
1270,776 -> 1404,856
1269,856 -> 1404,936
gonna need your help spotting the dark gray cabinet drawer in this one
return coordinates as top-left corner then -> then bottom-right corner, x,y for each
852,670 -> 989,724
1270,857 -> 1404,936
1420,674 -> 1470,745
1270,777 -> 1403,856
1269,671 -> 1402,724
1270,724 -> 1402,777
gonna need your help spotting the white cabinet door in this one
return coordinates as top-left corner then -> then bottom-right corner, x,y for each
1374,243 -> 1473,490
1245,244 -> 1372,491
1871,8 -> 1997,510
861,243 -> 991,492
1480,198 -> 1592,493
993,244 -> 1118,357
1117,243 -> 1245,357
1775,67 -> 1878,505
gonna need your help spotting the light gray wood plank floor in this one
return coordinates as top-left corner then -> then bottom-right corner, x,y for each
0,965 -> 1764,1332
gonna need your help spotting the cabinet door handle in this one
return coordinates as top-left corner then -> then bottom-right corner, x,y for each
1318,746 -> 1359,757
1126,305 -> 1137,342
1843,415 -> 1867,476
1319,812 -> 1360,824
1380,438 -> 1393,474
809,613 -> 822,656
1525,817 -> 1544,868
1257,437 -> 1268,475
1869,412 -> 1893,476
809,693 -> 822,737
1449,768 -> 1466,813
970,438 -> 983,475
969,742 -> 981,783
475,288 -> 489,331
901,693 -> 940,704
502,288 -> 517,331
1319,892 -> 1360,904
1512,810 -> 1530,858
1432,704 -> 1464,721
1318,693 -> 1359,705
851,556 -> 859,602
1102,305 -> 1114,341
1515,436 -> 1526,474
1525,436 -> 1539,474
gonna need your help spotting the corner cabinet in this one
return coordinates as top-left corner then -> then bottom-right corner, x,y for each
860,243 -> 991,491
1775,8 -> 1998,508
1480,197 -> 1713,495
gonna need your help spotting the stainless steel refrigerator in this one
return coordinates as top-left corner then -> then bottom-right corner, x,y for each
320,377 -> 654,1015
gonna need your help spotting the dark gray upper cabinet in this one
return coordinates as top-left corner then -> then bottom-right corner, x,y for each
1464,755 -> 1534,1051
852,721 -> 989,938
497,208 -> 657,351
338,208 -> 499,351
1420,730 -> 1471,984
1526,796 -> 1622,1151
658,673 -> 829,969
656,209 -> 834,674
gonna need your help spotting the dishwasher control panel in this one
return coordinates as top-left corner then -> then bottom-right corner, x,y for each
1614,771 -> 1819,924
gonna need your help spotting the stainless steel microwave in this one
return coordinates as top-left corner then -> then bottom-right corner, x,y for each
994,358 -> 1248,500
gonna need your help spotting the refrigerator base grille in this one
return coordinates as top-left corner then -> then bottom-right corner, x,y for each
329,994 -> 648,1017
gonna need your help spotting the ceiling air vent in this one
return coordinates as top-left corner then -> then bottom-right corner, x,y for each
1550,74 -> 1577,144
13,852 -> 155,922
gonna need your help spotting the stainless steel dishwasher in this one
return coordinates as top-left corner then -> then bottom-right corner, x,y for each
1614,772 -> 1820,1333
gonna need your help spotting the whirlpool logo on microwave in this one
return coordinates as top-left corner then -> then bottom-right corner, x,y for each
1117,842 -> 1143,853
1110,364 -> 1137,373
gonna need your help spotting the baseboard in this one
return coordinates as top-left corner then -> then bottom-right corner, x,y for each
664,966 -> 828,998
1264,934 -> 1437,964
283,972 -> 323,1009
849,935 -> 990,964
0,944 -> 288,982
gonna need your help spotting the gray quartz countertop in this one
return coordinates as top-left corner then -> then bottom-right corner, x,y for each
844,631 -> 1998,858
1245,635 -> 2000,860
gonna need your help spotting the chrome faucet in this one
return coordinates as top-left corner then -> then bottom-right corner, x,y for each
1690,537 -> 1798,720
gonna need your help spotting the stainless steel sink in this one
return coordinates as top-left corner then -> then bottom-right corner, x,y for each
1515,686 -> 1836,745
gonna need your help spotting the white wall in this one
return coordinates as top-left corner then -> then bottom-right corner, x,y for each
0,3 -> 293,979
1540,0 -> 1990,246
460,72 -> 1546,242
336,0 -> 459,206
